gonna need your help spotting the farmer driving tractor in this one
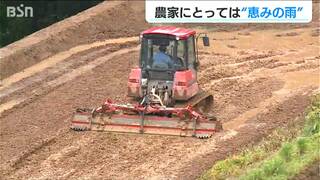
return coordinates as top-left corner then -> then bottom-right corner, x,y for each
152,45 -> 174,69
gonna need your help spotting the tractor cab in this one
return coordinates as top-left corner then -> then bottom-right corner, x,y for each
140,27 -> 197,73
128,26 -> 209,104
140,34 -> 191,72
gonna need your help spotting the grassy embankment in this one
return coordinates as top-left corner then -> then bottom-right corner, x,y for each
200,94 -> 320,180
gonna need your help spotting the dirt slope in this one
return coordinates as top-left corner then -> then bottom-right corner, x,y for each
0,1 -> 319,179
0,1 -> 148,80
0,26 -> 318,179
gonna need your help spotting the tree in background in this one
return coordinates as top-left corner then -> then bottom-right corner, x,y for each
0,0 -> 102,47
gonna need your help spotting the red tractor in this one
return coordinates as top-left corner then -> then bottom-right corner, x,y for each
71,26 -> 222,138
128,26 -> 213,109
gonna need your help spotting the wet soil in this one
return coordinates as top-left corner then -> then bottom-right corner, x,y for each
0,1 -> 319,179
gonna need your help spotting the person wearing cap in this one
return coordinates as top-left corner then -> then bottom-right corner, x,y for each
152,45 -> 174,69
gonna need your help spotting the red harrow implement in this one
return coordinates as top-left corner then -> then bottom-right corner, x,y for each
71,99 -> 222,139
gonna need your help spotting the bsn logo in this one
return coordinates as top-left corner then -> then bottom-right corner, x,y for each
7,4 -> 33,17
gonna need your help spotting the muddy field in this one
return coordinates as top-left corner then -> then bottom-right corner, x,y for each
0,1 -> 319,179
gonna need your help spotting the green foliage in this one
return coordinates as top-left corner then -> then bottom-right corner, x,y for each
262,157 -> 285,176
296,137 -> 308,155
0,1 -> 102,47
200,94 -> 320,180
242,133 -> 319,180
245,170 -> 264,180
303,94 -> 320,136
279,143 -> 294,162
241,94 -> 320,180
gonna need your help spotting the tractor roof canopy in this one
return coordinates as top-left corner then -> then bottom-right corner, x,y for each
141,26 -> 196,40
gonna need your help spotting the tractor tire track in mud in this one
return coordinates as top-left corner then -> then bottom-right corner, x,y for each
1,26 -> 319,179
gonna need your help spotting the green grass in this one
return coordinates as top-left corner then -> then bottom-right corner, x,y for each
241,133 -> 319,180
200,94 -> 320,180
